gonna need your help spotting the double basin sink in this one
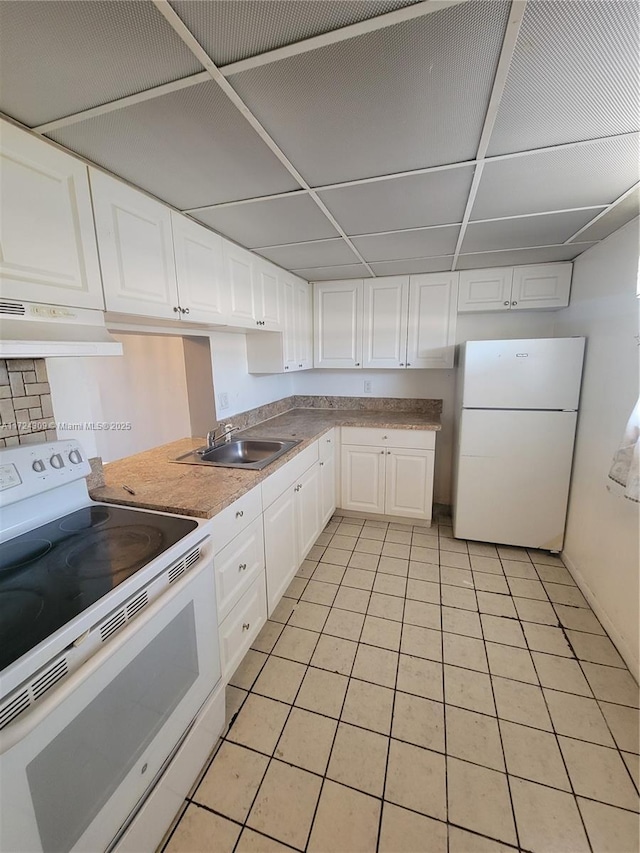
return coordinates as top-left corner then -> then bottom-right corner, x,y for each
173,438 -> 302,470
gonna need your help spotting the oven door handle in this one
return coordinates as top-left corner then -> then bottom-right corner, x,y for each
0,560 -> 211,754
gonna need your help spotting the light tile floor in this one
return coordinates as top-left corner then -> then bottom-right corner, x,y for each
163,515 -> 639,853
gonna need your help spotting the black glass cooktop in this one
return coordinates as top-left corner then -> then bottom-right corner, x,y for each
0,505 -> 197,672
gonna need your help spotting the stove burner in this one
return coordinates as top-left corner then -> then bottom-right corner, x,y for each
59,507 -> 111,532
62,525 -> 165,578
0,539 -> 52,573
0,589 -> 45,632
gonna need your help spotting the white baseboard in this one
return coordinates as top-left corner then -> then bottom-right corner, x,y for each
562,550 -> 639,683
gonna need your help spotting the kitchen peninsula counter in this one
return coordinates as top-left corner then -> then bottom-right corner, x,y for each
90,407 -> 441,519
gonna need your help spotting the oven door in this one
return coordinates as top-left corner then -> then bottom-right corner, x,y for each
0,558 -> 221,853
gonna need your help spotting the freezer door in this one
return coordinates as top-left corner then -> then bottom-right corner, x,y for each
453,409 -> 577,550
461,338 -> 585,410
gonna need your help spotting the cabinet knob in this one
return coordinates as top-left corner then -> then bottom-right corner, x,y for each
503,301 -> 510,306
235,510 -> 244,518
173,306 -> 180,313
511,301 -> 517,306
285,366 -> 289,370
239,563 -> 247,571
319,461 -> 324,467
299,363 -> 303,368
382,435 -> 388,440
406,363 -> 411,367
387,451 -> 391,455
380,450 -> 385,454
181,307 -> 190,315
399,363 -> 404,367
355,362 -> 360,366
242,622 -> 251,631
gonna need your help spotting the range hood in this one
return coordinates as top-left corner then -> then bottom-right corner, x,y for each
0,300 -> 123,357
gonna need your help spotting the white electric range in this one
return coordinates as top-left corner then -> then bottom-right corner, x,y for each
0,440 -> 225,853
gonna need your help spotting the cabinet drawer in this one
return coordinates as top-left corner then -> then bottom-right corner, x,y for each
261,441 -> 319,508
215,516 -> 265,621
210,485 -> 262,552
341,427 -> 435,450
219,571 -> 267,681
319,429 -> 336,463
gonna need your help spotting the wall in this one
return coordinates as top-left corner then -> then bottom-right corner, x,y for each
48,333 -> 192,463
0,358 -> 56,446
209,331 -> 293,420
553,219 -> 640,677
293,311 -> 557,504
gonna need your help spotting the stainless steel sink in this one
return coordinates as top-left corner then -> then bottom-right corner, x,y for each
173,438 -> 302,470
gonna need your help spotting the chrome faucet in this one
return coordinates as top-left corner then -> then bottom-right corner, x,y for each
223,423 -> 240,443
205,424 -> 240,449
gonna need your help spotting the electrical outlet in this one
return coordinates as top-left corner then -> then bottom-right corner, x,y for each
218,392 -> 229,411
364,380 -> 372,394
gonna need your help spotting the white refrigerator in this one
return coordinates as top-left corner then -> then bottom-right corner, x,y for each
452,337 -> 585,551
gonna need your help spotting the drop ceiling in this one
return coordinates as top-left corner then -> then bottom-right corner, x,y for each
1,0 -> 638,280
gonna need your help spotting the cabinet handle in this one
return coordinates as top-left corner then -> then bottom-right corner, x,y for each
387,451 -> 391,455
239,563 -> 247,571
406,363 -> 411,367
326,439 -> 331,443
181,307 -> 190,315
511,301 -> 517,306
173,306 -> 180,313
319,461 -> 324,467
285,366 -> 289,370
355,362 -> 360,366
299,363 -> 303,368
242,622 -> 251,631
382,435 -> 388,440
504,301 -> 510,306
380,450 -> 385,454
399,363 -> 404,366
236,510 -> 244,518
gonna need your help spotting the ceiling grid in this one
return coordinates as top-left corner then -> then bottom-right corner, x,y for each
0,0 -> 637,279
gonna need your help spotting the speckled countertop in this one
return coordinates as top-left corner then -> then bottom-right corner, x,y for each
89,408 -> 441,519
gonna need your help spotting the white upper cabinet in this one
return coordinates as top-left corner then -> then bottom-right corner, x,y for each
314,280 -> 363,368
458,263 -> 572,312
295,279 -> 313,370
253,260 -> 282,330
0,121 -> 104,309
458,267 -> 513,313
170,212 -> 225,324
406,272 -> 459,369
363,277 -> 409,368
511,263 -> 572,310
91,169 -> 179,319
223,241 -> 256,326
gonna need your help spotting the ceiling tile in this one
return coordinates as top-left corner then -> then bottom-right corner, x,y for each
319,166 -> 474,235
472,134 -> 640,220
456,244 -> 596,270
352,225 -> 459,262
170,0 -> 420,66
229,2 -> 510,185
569,189 -> 640,243
0,0 -> 203,127
488,1 -> 640,156
256,238 -> 359,268
46,81 -> 300,209
461,209 -> 605,254
293,264 -> 372,281
371,257 -> 454,276
192,194 -> 338,248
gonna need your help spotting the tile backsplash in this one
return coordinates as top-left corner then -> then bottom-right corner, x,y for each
0,359 -> 57,447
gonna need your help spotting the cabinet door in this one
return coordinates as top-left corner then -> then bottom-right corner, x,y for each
340,445 -> 385,514
91,169 -> 178,318
314,280 -> 363,368
223,241 -> 256,325
282,273 -> 297,372
295,279 -> 313,369
171,212 -> 225,324
0,121 -> 104,309
406,273 -> 458,369
511,263 -> 572,310
253,260 -> 282,330
219,573 -> 267,680
296,462 -> 321,560
458,268 -> 513,313
320,452 -> 336,528
214,516 -> 265,622
363,277 -> 410,368
263,486 -> 299,613
384,448 -> 435,521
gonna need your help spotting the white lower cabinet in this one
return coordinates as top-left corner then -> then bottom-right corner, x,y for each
319,430 -> 337,527
340,428 -> 436,521
263,486 -> 299,614
214,516 -> 265,622
296,463 -> 321,558
218,571 -> 267,680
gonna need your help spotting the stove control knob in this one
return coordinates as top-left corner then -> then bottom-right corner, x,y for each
69,450 -> 83,464
32,459 -> 46,473
50,453 -> 65,469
